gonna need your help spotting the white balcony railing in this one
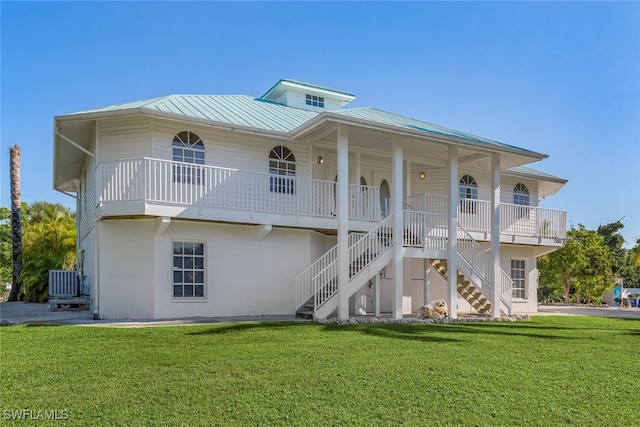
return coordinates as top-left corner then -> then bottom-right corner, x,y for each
405,193 -> 566,242
403,210 -> 448,250
98,158 -> 381,222
500,203 -> 567,240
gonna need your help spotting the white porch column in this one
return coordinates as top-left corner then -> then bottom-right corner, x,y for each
406,161 -> 412,201
491,152 -> 501,318
337,124 -> 350,321
353,150 -> 368,314
373,273 -> 380,317
392,138 -> 404,320
447,146 -> 458,319
424,259 -> 431,305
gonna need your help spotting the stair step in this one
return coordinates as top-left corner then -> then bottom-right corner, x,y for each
295,310 -> 314,319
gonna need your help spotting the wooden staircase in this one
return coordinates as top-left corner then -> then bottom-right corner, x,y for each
430,259 -> 492,314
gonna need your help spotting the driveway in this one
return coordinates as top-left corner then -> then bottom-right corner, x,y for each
536,304 -> 640,319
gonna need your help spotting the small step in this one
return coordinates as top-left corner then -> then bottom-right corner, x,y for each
295,310 -> 314,319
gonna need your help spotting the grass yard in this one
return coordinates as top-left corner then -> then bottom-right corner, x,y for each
1,316 -> 639,426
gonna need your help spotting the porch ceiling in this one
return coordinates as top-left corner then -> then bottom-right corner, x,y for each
54,119 -> 94,191
300,121 -> 541,170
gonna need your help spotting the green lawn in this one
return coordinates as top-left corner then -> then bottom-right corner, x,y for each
1,316 -> 638,426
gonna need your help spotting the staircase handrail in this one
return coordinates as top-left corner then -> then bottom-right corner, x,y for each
294,245 -> 337,309
457,224 -> 513,316
313,215 -> 394,311
499,269 -> 513,315
457,224 -> 492,283
348,215 -> 394,281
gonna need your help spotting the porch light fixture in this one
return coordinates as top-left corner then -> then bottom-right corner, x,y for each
419,171 -> 425,179
318,156 -> 324,164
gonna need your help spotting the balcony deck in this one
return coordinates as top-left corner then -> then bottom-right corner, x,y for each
95,158 -> 566,245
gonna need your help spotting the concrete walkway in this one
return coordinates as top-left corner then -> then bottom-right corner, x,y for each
536,304 -> 640,319
2,301 -> 638,327
0,301 -> 304,327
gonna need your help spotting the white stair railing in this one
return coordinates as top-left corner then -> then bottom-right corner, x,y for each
348,215 -> 394,281
499,269 -> 514,315
457,225 -> 492,282
403,210 -> 448,250
294,245 -> 337,310
314,215 -> 394,310
294,216 -> 394,314
458,224 -> 513,315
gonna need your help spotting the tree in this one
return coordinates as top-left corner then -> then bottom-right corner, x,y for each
538,224 -> 615,304
620,238 -> 640,287
8,145 -> 23,301
0,207 -> 11,284
19,202 -> 76,302
597,220 -> 625,275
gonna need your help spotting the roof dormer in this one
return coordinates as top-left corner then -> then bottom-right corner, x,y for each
260,79 -> 355,111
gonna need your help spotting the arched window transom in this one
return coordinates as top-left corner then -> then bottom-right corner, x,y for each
459,175 -> 478,200
459,175 -> 478,214
269,146 -> 296,194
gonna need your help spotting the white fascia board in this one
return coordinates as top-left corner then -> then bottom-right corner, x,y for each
278,81 -> 356,103
503,168 -> 568,185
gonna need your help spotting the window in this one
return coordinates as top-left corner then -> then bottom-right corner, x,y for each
269,146 -> 295,194
305,94 -> 324,108
459,175 -> 478,213
173,131 -> 204,184
172,242 -> 205,299
513,183 -> 530,218
380,179 -> 390,217
511,259 -> 526,299
513,183 -> 530,206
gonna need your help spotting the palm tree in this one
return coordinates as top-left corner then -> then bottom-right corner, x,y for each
20,202 -> 76,302
8,145 -> 23,301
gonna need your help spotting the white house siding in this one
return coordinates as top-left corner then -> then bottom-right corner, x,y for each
374,249 -> 539,316
501,245 -> 539,313
407,165 -> 447,197
97,117 -> 152,162
153,120 -> 311,178
151,221 -> 326,319
285,91 -> 343,112
97,219 -> 156,319
79,157 -> 97,239
501,176 -> 539,207
79,227 -> 96,308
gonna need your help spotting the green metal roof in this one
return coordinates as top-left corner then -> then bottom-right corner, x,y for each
63,87 -> 545,157
69,95 -> 319,133
333,107 -> 541,156
505,165 -> 567,183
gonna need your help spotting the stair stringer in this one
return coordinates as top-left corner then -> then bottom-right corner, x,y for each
314,248 -> 393,320
431,255 -> 512,316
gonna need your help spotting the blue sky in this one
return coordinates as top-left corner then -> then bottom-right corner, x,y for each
1,1 -> 639,246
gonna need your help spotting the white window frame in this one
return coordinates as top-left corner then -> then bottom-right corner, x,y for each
513,183 -> 530,206
172,131 -> 205,184
510,258 -> 527,300
305,94 -> 324,108
172,241 -> 206,300
269,146 -> 296,194
459,175 -> 478,214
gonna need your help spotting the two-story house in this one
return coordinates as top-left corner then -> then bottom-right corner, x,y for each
52,79 -> 567,320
